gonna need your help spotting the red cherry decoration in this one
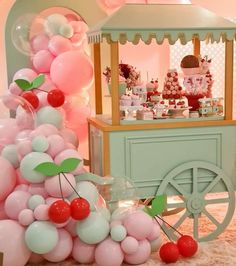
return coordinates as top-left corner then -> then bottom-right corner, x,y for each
177,235 -> 198,257
70,197 -> 90,220
159,242 -> 179,263
47,89 -> 65,107
48,200 -> 71,224
22,91 -> 39,109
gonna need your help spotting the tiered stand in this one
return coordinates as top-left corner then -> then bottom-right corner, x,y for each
87,4 -> 236,241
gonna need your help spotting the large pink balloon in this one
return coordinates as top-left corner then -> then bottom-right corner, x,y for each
72,237 -> 96,264
13,68 -> 37,82
50,51 -> 94,94
95,237 -> 124,266
0,201 -> 8,219
0,220 -> 31,266
33,50 -> 55,73
48,35 -> 72,56
66,106 -> 91,128
0,156 -> 16,201
0,118 -> 20,150
43,229 -> 73,262
31,34 -> 50,53
4,190 -> 31,220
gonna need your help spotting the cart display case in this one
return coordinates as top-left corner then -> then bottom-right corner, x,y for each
87,4 -> 236,241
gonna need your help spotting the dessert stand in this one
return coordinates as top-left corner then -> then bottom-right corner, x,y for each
87,4 -> 236,241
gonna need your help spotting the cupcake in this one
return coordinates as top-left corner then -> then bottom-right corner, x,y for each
120,94 -> 132,106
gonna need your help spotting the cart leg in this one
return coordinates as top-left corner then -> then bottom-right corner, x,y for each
0,252 -> 3,266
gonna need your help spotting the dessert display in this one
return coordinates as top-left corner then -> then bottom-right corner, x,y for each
137,108 -> 154,120
198,97 -> 223,117
162,69 -> 183,100
146,78 -> 159,101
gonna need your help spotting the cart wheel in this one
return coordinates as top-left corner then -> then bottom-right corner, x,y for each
156,161 -> 235,242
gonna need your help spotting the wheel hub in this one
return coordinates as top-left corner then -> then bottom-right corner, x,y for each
187,196 -> 205,214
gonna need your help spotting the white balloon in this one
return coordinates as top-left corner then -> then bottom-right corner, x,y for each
44,14 -> 67,36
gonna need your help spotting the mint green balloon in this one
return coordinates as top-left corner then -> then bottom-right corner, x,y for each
36,106 -> 63,129
1,144 -> 19,168
32,136 -> 49,152
25,221 -> 58,254
59,24 -> 73,38
110,224 -> 127,242
98,207 -> 111,222
76,212 -> 109,244
28,195 -> 45,210
20,152 -> 53,183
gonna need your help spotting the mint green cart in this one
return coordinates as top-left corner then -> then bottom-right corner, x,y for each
87,4 -> 236,242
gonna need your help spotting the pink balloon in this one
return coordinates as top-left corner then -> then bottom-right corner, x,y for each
70,33 -> 83,46
0,201 -> 8,219
0,156 -> 16,201
16,110 -> 35,130
54,149 -> 84,175
34,204 -> 49,221
31,34 -> 50,53
48,35 -> 72,56
18,209 -> 35,226
15,130 -> 32,143
43,229 -> 73,262
123,210 -> 153,240
72,237 -> 96,264
147,220 -> 161,241
16,169 -> 29,185
30,124 -> 59,138
47,134 -> 65,158
13,68 -> 37,82
124,239 -> 151,264
50,51 -> 94,94
121,236 -> 139,254
37,92 -> 49,107
64,218 -> 77,237
28,183 -> 49,199
69,21 -> 83,33
0,220 -> 31,266
4,190 -> 31,220
44,173 -> 76,198
60,128 -> 78,147
33,50 -> 55,73
65,14 -> 79,22
28,253 -> 44,263
0,118 -> 20,150
9,82 -> 22,96
95,237 -> 124,266
66,105 -> 91,127
14,184 -> 29,192
74,123 -> 89,142
17,140 -> 32,158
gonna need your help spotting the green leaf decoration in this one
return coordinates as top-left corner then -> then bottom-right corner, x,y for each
151,195 -> 167,216
32,74 -> 45,89
144,206 -> 157,217
34,162 -> 61,176
15,79 -> 32,91
60,158 -> 81,173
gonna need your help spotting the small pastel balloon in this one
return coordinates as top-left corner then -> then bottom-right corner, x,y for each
32,135 -> 49,152
70,181 -> 98,211
95,237 -> 124,266
33,49 -> 54,73
46,134 -> 65,158
30,34 -> 50,53
13,68 -> 37,82
110,220 -> 122,228
15,130 -> 32,143
98,207 -> 111,222
28,253 -> 44,263
0,201 -> 8,219
147,220 -> 161,241
45,173 -> 76,198
25,221 -> 59,254
14,184 -> 29,192
121,236 -> 139,255
76,211 -> 110,244
64,218 -> 77,237
34,204 -> 49,221
0,156 -> 16,201
37,91 -> 48,107
54,149 -> 83,175
30,124 -> 59,138
17,140 -> 32,158
69,21 -> 82,33
110,224 -> 127,242
43,228 -> 73,262
72,237 -> 96,264
36,106 -> 63,129
0,220 -> 31,266
48,35 -> 72,56
16,108 -> 35,130
20,152 -> 53,183
59,23 -> 74,38
123,210 -> 153,240
1,144 -> 19,168
44,14 -> 68,36
4,190 -> 31,219
9,82 -> 22,96
70,33 -> 83,46
18,209 -> 35,226
149,236 -> 162,252
28,183 -> 49,199
28,195 -> 45,210
60,128 -> 78,147
124,239 -> 151,265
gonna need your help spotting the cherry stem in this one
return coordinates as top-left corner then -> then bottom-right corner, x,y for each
34,88 -> 48,93
58,173 -> 65,201
156,215 -> 183,237
61,172 -> 81,198
154,216 -> 172,242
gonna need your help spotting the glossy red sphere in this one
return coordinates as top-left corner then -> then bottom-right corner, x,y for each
47,89 -> 65,107
159,242 -> 179,263
70,197 -> 90,220
177,235 -> 198,257
48,200 -> 71,224
22,91 -> 39,109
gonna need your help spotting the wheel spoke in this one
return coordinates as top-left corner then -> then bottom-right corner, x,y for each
193,213 -> 199,240
201,175 -> 221,196
205,197 -> 230,205
173,211 -> 190,229
167,202 -> 186,209
170,180 -> 190,198
202,209 -> 220,226
192,167 -> 198,193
